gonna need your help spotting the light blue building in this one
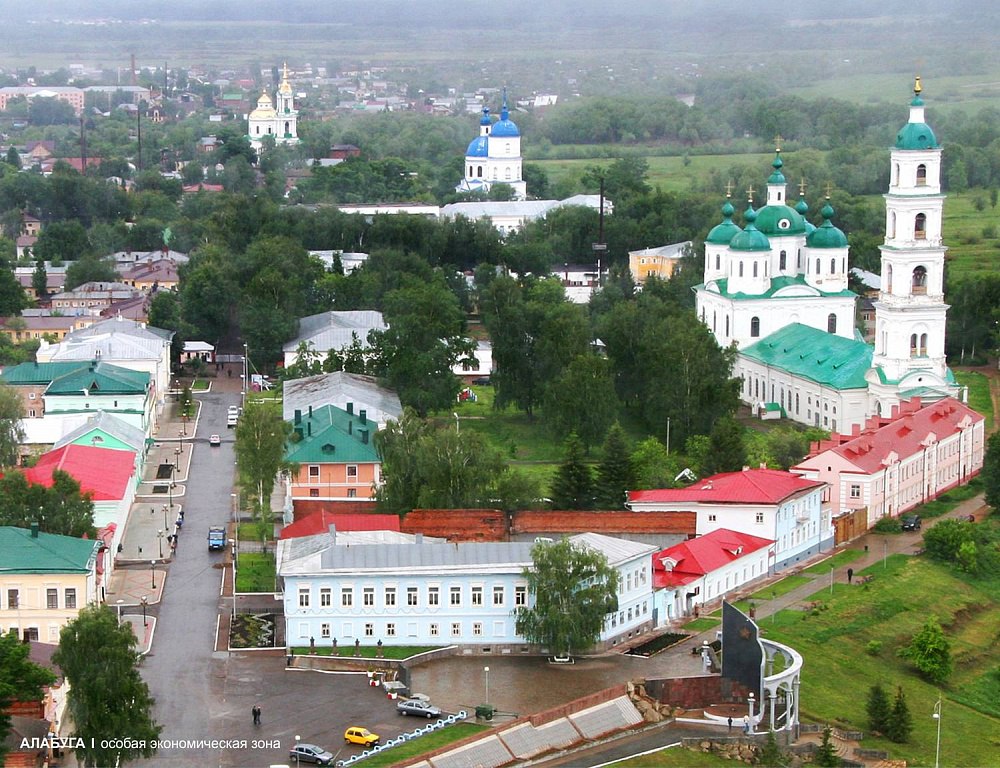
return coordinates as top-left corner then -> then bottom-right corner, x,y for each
277,530 -> 657,652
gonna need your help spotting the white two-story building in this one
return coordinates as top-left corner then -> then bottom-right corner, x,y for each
628,468 -> 831,572
277,530 -> 656,652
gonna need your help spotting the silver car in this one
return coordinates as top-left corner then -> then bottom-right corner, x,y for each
289,743 -> 334,765
396,698 -> 442,718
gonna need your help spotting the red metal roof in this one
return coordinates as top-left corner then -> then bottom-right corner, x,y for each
652,528 -> 773,589
280,510 -> 400,539
513,510 -> 696,536
628,468 -> 822,506
23,445 -> 135,501
797,397 -> 983,474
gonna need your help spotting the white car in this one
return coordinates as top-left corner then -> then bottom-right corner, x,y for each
209,434 -> 221,446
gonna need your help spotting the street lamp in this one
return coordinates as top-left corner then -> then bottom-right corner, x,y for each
830,565 -> 835,595
932,697 -> 942,768
294,735 -> 300,766
174,446 -> 182,471
483,666 -> 490,706
116,599 -> 124,625
141,595 -> 148,627
150,560 -> 157,589
748,692 -> 755,733
168,475 -> 174,509
157,529 -> 164,558
162,504 -> 168,529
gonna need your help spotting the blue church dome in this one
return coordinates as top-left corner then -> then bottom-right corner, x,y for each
466,136 -> 489,157
491,90 -> 520,137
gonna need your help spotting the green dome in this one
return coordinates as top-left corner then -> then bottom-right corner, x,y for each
806,202 -> 848,248
767,151 -> 786,185
706,199 -> 743,244
795,198 -> 816,234
895,122 -> 938,150
754,204 -> 807,236
730,207 -> 770,252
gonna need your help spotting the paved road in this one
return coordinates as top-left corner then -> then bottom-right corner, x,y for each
135,389 -> 241,767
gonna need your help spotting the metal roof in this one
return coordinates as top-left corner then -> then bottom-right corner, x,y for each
740,323 -> 872,390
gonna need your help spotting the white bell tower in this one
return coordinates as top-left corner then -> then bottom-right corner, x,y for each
869,78 -> 959,413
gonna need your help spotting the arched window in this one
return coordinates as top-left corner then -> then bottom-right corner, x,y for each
795,392 -> 800,413
779,250 -> 787,270
477,165 -> 483,178
912,266 -> 927,295
916,164 -> 927,185
886,264 -> 893,294
797,249 -> 802,269
815,258 -> 821,275
753,262 -> 758,278
755,379 -> 760,399
468,165 -> 473,177
893,162 -> 899,186
750,316 -> 760,338
827,313 -> 837,334
831,258 -> 836,274
889,211 -> 896,239
504,167 -> 512,180
739,262 -> 744,277
725,316 -> 730,337
715,254 -> 720,270
920,333 -> 928,356
284,121 -> 290,135
915,213 -> 927,239
910,333 -> 918,357
712,311 -> 717,331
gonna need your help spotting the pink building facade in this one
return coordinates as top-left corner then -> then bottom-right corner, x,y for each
791,397 -> 984,527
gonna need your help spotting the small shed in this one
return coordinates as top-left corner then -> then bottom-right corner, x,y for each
181,340 -> 215,363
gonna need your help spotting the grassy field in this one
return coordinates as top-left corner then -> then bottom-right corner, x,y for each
800,549 -> 864,575
610,745 -> 736,767
954,370 -> 994,432
235,552 -> 276,593
357,723 -> 490,768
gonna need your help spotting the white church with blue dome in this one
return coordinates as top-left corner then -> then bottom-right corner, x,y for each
457,90 -> 527,199
696,78 -> 961,434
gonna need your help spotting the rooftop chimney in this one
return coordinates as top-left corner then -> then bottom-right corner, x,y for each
359,409 -> 367,424
347,402 -> 354,415
294,409 -> 301,424
31,521 -> 39,538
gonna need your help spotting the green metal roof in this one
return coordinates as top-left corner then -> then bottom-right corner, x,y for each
706,200 -> 742,244
285,404 -> 380,465
754,203 -> 807,236
0,526 -> 100,573
46,362 -> 149,396
730,208 -> 771,251
1,361 -> 93,386
806,202 -> 848,248
896,121 -> 938,150
741,323 -> 873,390
706,276 -> 856,301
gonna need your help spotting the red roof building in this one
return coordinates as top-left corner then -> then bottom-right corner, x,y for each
24,444 -> 136,501
627,468 -> 830,571
791,396 -> 984,527
652,528 -> 772,621
280,510 -> 400,540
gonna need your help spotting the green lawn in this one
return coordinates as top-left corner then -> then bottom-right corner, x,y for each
235,552 -> 276,593
765,551 -> 1000,767
356,723 -> 489,768
903,476 -> 983,520
190,379 -> 211,391
800,549 -> 864,575
954,370 -> 994,432
747,574 -> 812,601
609,745 -> 736,767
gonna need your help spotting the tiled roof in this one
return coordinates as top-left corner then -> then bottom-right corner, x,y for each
512,510 -> 696,536
740,323 -> 872,390
285,405 -> 380,465
628,468 -> 823,506
0,526 -> 100,573
795,397 -> 984,474
652,528 -> 773,589
24,445 -> 136,501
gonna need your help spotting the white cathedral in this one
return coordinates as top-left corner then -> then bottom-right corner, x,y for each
247,64 -> 299,152
695,78 -> 961,434
456,90 -> 527,199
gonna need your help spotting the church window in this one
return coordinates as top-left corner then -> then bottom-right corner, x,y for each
753,262 -> 758,278
725,316 -> 730,337
477,165 -> 483,178
914,213 -> 927,239
827,314 -> 837,334
750,316 -> 760,338
910,333 -> 918,357
712,311 -> 717,332
830,258 -> 836,274
715,254 -> 720,270
886,264 -> 893,294
492,168 -> 498,179
738,262 -> 744,277
916,164 -> 927,186
842,258 -> 846,273
815,258 -> 821,275
892,162 -> 899,186
779,250 -> 786,270
889,212 -> 896,239
795,393 -> 800,413
912,266 -> 927,294
255,126 -> 260,135
920,333 -> 928,356
797,250 -> 802,269
284,121 -> 290,135
754,379 -> 759,399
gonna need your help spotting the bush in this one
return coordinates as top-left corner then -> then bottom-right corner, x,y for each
900,616 -> 952,684
865,640 -> 883,657
873,516 -> 901,533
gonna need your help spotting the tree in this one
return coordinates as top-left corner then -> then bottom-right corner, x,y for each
32,220 -> 91,265
32,256 -> 48,299
886,686 -> 912,744
52,605 -> 160,767
814,725 -> 840,767
550,433 -> 594,510
983,430 -> 1000,510
595,423 -> 634,509
234,401 -> 294,542
0,631 -> 56,764
0,470 -> 96,537
756,729 -> 789,767
902,616 -> 952,684
514,537 -> 619,656
630,437 -> 682,490
65,255 -> 118,290
543,354 -> 617,450
0,264 -> 27,315
702,416 -> 748,476
0,382 -> 25,467
866,682 -> 891,735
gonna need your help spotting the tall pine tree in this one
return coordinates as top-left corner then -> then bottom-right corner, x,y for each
550,432 -> 594,510
886,686 -> 913,743
595,422 -> 634,509
702,415 -> 747,476
814,725 -> 840,767
866,682 -> 891,735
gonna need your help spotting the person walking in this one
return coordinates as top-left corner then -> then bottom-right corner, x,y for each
728,716 -> 733,732
847,567 -> 854,584
252,704 -> 261,725
743,714 -> 750,734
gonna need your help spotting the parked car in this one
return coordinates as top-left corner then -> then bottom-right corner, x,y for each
209,434 -> 221,446
396,698 -> 442,718
471,376 -> 491,386
901,514 -> 921,531
344,727 -> 379,747
288,743 -> 334,765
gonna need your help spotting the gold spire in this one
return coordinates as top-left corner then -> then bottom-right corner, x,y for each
914,75 -> 922,95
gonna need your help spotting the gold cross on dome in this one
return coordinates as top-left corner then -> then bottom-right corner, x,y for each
773,134 -> 784,152
746,185 -> 756,203
825,181 -> 834,199
725,180 -> 733,198
798,179 -> 807,197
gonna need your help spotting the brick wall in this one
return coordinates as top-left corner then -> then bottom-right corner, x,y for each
291,499 -> 378,519
401,509 -> 507,541
513,510 -> 697,536
645,675 -> 749,709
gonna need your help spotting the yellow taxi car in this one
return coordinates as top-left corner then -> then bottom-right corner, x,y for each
344,727 -> 379,747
